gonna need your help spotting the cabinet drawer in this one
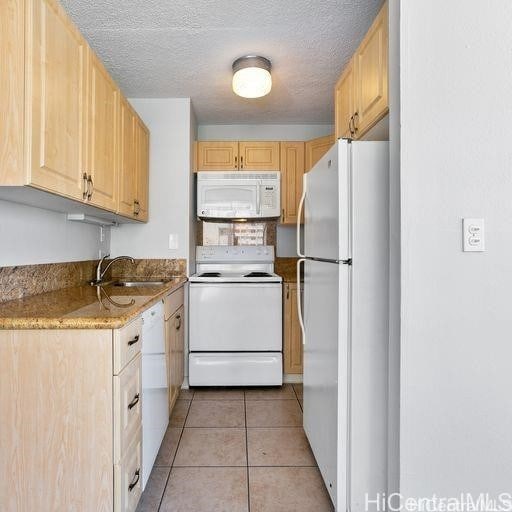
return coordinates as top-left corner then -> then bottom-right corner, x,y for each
114,354 -> 142,462
114,317 -> 142,374
114,427 -> 142,512
164,286 -> 184,321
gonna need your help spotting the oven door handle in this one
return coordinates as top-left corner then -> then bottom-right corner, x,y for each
297,258 -> 306,345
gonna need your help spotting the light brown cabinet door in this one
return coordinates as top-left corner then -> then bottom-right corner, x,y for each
239,141 -> 280,170
305,134 -> 335,171
134,119 -> 149,221
118,98 -> 137,217
197,141 -> 239,171
26,0 -> 88,200
335,59 -> 355,140
280,142 -> 305,225
353,1 -> 388,137
86,50 -> 119,211
283,283 -> 303,374
167,306 -> 184,412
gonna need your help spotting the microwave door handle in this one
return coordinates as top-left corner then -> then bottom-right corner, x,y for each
256,184 -> 261,215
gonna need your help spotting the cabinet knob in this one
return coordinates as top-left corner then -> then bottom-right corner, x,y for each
234,156 -> 238,169
240,156 -> 243,169
128,393 -> 140,410
82,173 -> 88,200
128,469 -> 140,492
86,174 -> 93,200
127,334 -> 140,346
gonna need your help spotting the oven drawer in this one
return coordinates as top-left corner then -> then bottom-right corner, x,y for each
189,352 -> 283,386
189,283 -> 282,351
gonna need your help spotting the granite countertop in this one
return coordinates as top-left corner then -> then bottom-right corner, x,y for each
0,277 -> 187,330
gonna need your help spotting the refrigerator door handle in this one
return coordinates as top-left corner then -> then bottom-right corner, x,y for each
296,174 -> 307,258
297,258 -> 306,345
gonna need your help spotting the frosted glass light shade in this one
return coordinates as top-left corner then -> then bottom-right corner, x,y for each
232,56 -> 272,98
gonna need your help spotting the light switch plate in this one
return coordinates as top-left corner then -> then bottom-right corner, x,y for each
463,218 -> 485,252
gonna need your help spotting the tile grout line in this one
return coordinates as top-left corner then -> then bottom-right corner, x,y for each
244,389 -> 251,512
157,394 -> 194,512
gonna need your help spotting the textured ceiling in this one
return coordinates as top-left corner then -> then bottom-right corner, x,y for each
60,0 -> 383,124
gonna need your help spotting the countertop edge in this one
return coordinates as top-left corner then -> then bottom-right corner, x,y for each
0,278 -> 187,330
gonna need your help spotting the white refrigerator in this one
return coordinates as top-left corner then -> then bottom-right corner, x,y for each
297,139 -> 389,511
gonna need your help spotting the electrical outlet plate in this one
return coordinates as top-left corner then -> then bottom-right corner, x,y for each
168,234 -> 179,250
463,218 -> 485,252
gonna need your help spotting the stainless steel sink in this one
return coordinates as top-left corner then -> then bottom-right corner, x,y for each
111,280 -> 168,287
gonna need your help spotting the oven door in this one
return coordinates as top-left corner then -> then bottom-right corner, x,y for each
197,178 -> 260,219
189,282 -> 282,351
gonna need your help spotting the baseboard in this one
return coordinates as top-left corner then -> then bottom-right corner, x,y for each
283,373 -> 303,384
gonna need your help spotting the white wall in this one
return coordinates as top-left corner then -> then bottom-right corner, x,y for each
387,0 -> 400,499
199,123 -> 333,257
0,199 -> 109,267
198,124 -> 333,141
189,105 -> 198,274
400,0 -> 512,498
111,99 -> 193,268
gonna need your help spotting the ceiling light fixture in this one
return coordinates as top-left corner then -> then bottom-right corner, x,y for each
232,55 -> 272,99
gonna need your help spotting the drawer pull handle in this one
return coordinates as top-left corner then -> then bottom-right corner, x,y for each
175,314 -> 182,330
128,393 -> 140,410
127,335 -> 140,346
128,469 -> 140,492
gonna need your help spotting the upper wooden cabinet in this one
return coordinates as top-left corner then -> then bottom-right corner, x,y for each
353,1 -> 389,136
335,1 -> 389,139
134,119 -> 150,221
305,134 -> 335,171
26,0 -> 88,201
0,0 -> 150,222
238,141 -> 280,170
118,98 -> 137,217
335,60 -> 355,140
197,141 -> 239,170
86,51 -> 120,211
280,142 -> 305,225
197,141 -> 280,171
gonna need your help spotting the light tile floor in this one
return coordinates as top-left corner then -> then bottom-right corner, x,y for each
136,383 -> 334,512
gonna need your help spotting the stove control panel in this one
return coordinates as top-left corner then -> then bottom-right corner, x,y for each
196,245 -> 274,263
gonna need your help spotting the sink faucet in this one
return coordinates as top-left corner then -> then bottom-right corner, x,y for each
93,254 -> 135,285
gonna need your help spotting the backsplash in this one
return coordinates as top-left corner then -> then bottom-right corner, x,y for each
109,259 -> 186,279
0,259 -> 187,303
0,260 -> 99,303
196,220 -> 277,247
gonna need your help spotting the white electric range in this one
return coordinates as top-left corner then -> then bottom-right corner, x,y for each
188,245 -> 283,386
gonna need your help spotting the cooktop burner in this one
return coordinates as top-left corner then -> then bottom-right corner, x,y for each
244,272 -> 272,278
198,272 -> 221,278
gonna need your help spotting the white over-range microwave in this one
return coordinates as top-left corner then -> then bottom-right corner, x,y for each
196,171 -> 281,220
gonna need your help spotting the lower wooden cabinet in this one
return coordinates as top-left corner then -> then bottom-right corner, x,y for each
164,287 -> 185,412
168,306 -> 185,409
114,427 -> 142,512
283,282 -> 303,374
0,317 -> 144,512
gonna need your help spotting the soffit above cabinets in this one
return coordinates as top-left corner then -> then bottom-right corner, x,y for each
59,0 -> 384,124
